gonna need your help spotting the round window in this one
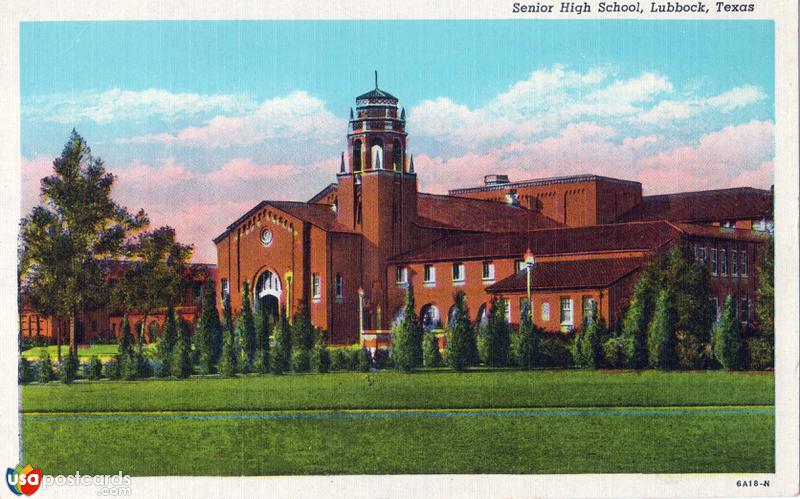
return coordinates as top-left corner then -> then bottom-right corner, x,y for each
260,229 -> 273,247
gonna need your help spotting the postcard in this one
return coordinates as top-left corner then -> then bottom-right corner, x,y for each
1,1 -> 797,498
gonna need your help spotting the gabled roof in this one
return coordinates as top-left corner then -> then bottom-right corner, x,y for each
486,257 -> 645,293
212,200 -> 355,243
392,220 -> 680,263
671,222 -> 771,242
416,192 -> 563,232
267,201 -> 356,234
615,187 -> 772,223
308,183 -> 338,204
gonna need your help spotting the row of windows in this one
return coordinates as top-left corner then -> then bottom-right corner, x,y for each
694,245 -> 748,276
314,273 -> 345,302
396,261 -> 499,286
416,296 -> 596,333
713,295 -> 752,324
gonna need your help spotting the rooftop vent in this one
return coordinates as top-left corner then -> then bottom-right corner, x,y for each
484,174 -> 510,186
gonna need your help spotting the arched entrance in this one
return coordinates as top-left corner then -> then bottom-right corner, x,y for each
256,270 -> 282,323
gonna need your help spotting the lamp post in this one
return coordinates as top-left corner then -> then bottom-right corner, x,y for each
524,249 -> 536,320
357,287 -> 365,346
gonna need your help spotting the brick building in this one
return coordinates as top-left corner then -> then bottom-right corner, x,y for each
213,81 -> 772,346
19,263 -> 217,344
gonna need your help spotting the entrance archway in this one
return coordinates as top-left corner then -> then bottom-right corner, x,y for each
256,270 -> 282,323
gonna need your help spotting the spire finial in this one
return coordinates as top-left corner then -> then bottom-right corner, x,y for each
409,154 -> 415,173
374,70 -> 378,89
340,152 -> 345,173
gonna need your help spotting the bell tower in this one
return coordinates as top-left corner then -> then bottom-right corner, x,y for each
336,74 -> 418,327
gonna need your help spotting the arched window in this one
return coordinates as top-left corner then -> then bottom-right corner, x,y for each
392,307 -> 405,327
371,138 -> 384,169
476,304 -> 489,328
148,321 -> 160,341
448,305 -> 458,328
420,304 -> 441,332
392,139 -> 403,171
353,140 -> 362,171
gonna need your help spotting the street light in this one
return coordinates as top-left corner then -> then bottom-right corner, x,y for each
357,287 -> 365,346
524,249 -> 536,320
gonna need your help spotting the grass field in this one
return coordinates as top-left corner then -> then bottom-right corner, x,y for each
21,370 -> 774,475
21,344 -> 153,360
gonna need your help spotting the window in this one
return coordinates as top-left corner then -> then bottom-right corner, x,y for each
395,266 -> 408,284
452,262 -> 465,282
482,261 -> 495,280
582,297 -> 596,326
502,299 -> 511,322
515,259 -> 525,272
392,139 -> 403,171
352,140 -> 362,171
312,273 -> 321,300
519,298 -> 531,319
697,247 -> 707,263
741,296 -> 750,324
720,249 -> 728,275
220,278 -> 230,300
541,302 -> 550,322
732,250 -> 738,275
711,248 -> 718,275
423,264 -> 436,284
741,251 -> 747,276
560,298 -> 574,330
335,273 -> 343,300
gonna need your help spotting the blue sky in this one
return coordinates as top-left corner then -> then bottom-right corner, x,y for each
20,20 -> 774,261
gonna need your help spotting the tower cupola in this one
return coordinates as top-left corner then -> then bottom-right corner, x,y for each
346,71 -> 409,174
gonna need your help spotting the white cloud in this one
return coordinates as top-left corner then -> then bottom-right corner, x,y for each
116,91 -> 341,149
706,84 -> 766,112
410,67 -> 768,147
23,88 -> 256,124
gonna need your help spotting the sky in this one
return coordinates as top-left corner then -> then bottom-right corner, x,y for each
20,20 -> 774,262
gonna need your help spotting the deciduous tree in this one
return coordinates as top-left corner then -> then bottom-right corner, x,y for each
112,226 -> 192,346
18,131 -> 147,357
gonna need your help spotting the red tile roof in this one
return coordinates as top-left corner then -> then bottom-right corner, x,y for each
486,257 -> 644,293
615,187 -> 772,223
307,183 -> 338,204
392,221 -> 680,263
449,173 -> 641,195
416,192 -> 563,232
213,199 -> 355,243
670,222 -> 771,242
266,201 -> 356,233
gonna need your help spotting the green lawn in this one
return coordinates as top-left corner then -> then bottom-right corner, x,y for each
23,409 -> 773,475
20,370 -> 775,475
21,344 -> 152,360
21,370 -> 774,412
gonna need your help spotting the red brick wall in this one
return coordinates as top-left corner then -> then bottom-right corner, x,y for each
452,178 -> 642,227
